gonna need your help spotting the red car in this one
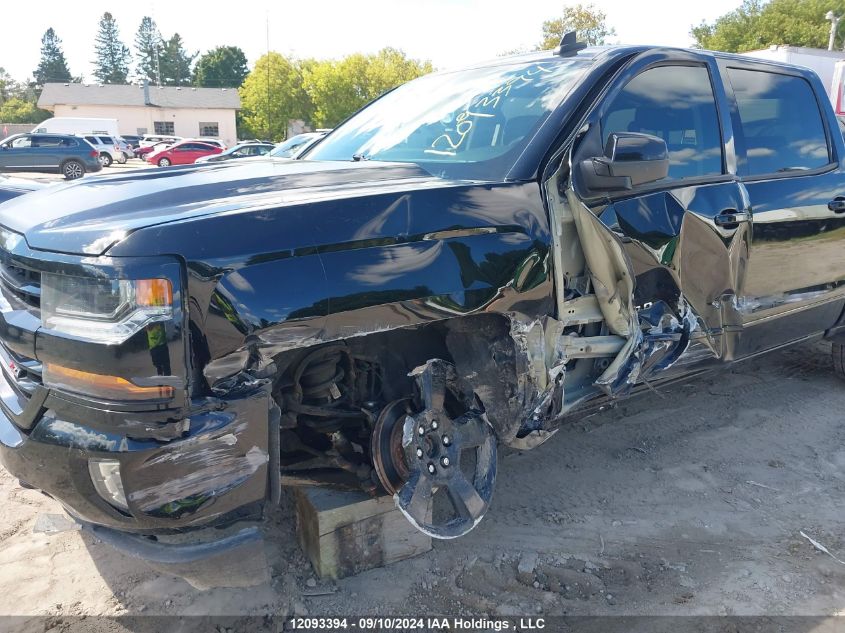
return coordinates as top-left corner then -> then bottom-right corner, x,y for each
147,141 -> 222,166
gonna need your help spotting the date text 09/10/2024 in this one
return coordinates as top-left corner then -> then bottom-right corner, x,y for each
286,617 -> 546,630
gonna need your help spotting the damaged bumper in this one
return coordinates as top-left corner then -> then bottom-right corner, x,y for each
78,520 -> 269,590
0,375 -> 274,588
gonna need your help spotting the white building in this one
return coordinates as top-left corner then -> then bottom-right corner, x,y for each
38,83 -> 241,146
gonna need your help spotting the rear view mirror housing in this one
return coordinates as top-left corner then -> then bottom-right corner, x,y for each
578,132 -> 670,193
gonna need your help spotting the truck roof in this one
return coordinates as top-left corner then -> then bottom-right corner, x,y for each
461,44 -> 822,80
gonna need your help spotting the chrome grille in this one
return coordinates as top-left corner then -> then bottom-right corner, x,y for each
0,259 -> 40,309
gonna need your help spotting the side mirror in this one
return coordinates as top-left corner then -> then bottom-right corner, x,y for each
579,132 -> 670,193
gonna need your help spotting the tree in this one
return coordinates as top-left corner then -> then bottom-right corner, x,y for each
539,3 -> 616,49
193,46 -> 249,88
303,48 -> 433,128
93,12 -> 131,84
0,97 -> 50,124
134,16 -> 163,84
239,52 -> 313,141
692,0 -> 845,52
33,28 -> 73,86
0,68 -> 19,103
159,34 -> 195,86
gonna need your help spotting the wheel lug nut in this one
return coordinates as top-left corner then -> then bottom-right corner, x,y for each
442,435 -> 450,446
427,463 -> 436,474
416,448 -> 423,458
431,420 -> 439,430
418,425 -> 425,436
441,457 -> 450,467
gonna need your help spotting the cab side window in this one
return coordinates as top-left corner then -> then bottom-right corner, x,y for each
601,65 -> 723,180
727,68 -> 830,175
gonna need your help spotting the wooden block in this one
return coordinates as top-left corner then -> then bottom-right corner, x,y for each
293,486 -> 431,579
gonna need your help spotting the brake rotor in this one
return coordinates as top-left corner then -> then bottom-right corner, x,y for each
394,359 -> 497,539
371,399 -> 412,495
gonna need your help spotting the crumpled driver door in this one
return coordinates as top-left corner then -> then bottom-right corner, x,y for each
566,49 -> 749,395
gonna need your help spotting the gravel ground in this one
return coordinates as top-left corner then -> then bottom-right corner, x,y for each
0,324 -> 843,627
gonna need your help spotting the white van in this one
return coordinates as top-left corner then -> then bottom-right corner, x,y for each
33,117 -> 120,137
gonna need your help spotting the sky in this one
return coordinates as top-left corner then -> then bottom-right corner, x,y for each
0,0 -> 744,82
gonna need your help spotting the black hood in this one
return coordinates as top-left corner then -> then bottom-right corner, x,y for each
0,159 -> 441,255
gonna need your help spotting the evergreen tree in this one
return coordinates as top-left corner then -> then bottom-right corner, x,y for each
33,28 -> 73,85
193,46 -> 248,88
134,16 -> 163,84
159,34 -> 195,86
93,12 -> 131,84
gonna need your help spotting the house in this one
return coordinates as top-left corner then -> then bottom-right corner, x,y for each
38,83 -> 241,146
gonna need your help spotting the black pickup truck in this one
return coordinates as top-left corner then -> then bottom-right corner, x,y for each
0,39 -> 844,588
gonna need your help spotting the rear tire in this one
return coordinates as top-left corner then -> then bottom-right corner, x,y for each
100,153 -> 113,167
118,152 -> 128,164
834,341 -> 845,382
61,160 -> 85,180
157,157 -> 171,167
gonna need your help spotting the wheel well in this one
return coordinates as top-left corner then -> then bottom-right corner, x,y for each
268,313 -> 521,492
271,313 -> 517,423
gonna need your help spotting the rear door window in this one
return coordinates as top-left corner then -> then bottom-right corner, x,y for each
727,68 -> 830,175
601,64 -> 724,180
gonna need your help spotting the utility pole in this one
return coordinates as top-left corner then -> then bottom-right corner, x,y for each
266,11 -> 271,141
827,11 -> 841,51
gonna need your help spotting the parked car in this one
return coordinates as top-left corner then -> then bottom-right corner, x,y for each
269,132 -> 327,158
32,117 -> 119,137
194,142 -> 274,163
139,134 -> 181,147
146,140 -> 222,166
120,134 -> 143,147
79,134 -> 125,167
192,137 -> 227,150
0,133 -> 101,179
115,137 -> 134,161
2,39 -> 845,589
134,141 -> 171,160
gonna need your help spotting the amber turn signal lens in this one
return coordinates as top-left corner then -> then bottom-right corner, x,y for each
43,363 -> 174,401
135,279 -> 173,308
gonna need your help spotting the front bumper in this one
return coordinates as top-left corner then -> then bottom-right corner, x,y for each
0,366 -> 275,588
0,232 -> 275,586
79,520 -> 269,590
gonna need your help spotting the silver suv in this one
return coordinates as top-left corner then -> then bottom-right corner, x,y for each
79,135 -> 126,167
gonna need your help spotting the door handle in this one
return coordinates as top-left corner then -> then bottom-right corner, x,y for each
714,209 -> 750,227
828,197 -> 845,213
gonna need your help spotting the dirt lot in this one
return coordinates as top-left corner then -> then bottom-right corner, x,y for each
0,337 -> 843,626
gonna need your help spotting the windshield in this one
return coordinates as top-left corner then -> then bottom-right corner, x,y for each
271,134 -> 319,158
306,57 -> 591,180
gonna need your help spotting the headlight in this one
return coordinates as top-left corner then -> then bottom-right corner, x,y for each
41,274 -> 173,344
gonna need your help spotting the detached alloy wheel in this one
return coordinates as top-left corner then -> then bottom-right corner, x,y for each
376,359 -> 497,540
158,157 -> 171,167
62,160 -> 84,180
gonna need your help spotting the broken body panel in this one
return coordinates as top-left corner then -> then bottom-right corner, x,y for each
0,45 -> 843,586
